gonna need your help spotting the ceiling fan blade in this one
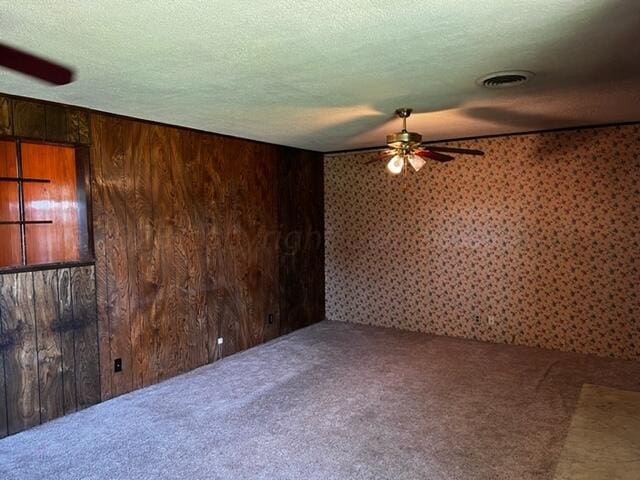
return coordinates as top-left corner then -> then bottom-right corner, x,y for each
364,150 -> 394,165
417,150 -> 455,162
422,145 -> 484,156
0,43 -> 74,85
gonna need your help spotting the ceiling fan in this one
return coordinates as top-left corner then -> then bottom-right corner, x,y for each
0,43 -> 74,85
371,108 -> 484,174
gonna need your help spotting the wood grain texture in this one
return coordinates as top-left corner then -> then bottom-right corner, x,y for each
174,131 -> 208,371
57,268 -> 77,414
22,143 -> 81,265
0,140 -> 21,268
77,111 -> 90,145
207,136 -> 246,358
0,272 -> 40,434
45,104 -> 68,142
200,133 -> 223,363
88,110 -> 324,398
0,95 -> 12,135
66,109 -> 81,144
70,265 -> 100,409
12,99 -> 45,139
172,128 -> 191,374
0,265 -> 100,435
243,142 -> 280,345
91,115 -> 133,397
33,269 -> 63,423
90,116 -> 113,400
148,124 -> 178,382
0,325 -> 6,437
185,132 -> 209,368
1,94 -> 325,436
126,120 -> 147,390
278,148 -> 325,335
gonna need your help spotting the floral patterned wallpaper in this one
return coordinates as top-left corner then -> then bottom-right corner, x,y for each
324,124 -> 640,360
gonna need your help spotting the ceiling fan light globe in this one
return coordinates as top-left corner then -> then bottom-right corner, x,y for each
386,155 -> 404,175
408,154 -> 426,172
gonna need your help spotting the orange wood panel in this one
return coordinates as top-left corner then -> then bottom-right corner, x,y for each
21,143 -> 80,265
0,140 -> 20,267
0,225 -> 22,268
0,140 -> 17,176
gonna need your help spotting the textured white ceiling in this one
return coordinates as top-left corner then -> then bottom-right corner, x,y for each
1,1 -> 639,152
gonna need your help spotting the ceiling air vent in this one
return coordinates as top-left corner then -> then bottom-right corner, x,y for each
477,70 -> 534,89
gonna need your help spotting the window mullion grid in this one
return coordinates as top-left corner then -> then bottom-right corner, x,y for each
15,140 -> 27,266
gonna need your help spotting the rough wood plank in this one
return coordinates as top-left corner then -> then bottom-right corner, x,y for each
126,120 -> 147,389
183,131 -> 208,368
250,143 -> 280,344
44,104 -> 68,142
78,110 -> 90,144
57,268 -> 77,414
172,130 -> 202,373
148,124 -> 178,382
12,99 -> 45,139
85,111 -> 324,398
90,114 -> 113,400
0,290 -> 7,438
71,266 -> 100,409
169,129 -> 190,375
0,95 -> 12,135
99,115 -> 133,396
33,269 -> 63,423
201,134 -> 223,363
0,272 -> 40,434
207,137 -> 245,358
66,109 -> 80,144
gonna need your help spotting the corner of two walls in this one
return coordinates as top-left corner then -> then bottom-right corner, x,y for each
0,91 -> 326,439
324,124 -> 640,360
91,113 -> 325,401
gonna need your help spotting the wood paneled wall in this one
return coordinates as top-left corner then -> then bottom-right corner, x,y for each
0,95 -> 90,144
0,265 -> 100,438
91,113 -> 325,400
278,149 -> 325,334
0,93 -> 325,435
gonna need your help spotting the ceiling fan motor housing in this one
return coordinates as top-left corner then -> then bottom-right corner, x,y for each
386,130 -> 423,149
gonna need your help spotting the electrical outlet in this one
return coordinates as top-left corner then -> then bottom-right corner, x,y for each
267,313 -> 274,325
474,315 -> 481,323
217,337 -> 224,345
114,358 -> 122,373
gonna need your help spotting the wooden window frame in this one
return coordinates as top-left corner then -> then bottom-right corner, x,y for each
0,136 -> 94,273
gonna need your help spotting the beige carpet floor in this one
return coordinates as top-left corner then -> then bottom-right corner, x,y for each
1,321 -> 639,479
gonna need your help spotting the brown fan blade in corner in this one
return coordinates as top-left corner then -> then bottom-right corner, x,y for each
416,150 -> 454,162
423,145 -> 484,156
0,43 -> 74,85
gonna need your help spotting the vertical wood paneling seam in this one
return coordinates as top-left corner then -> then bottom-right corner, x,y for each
143,125 -> 154,385
125,123 -> 137,391
30,271 -> 42,425
85,118 -> 103,399
116,124 -> 133,390
96,118 -> 114,397
171,133 -> 181,372
69,269 -> 79,408
0,297 -> 8,434
92,270 -> 101,399
54,269 -> 65,411
66,269 -> 78,410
